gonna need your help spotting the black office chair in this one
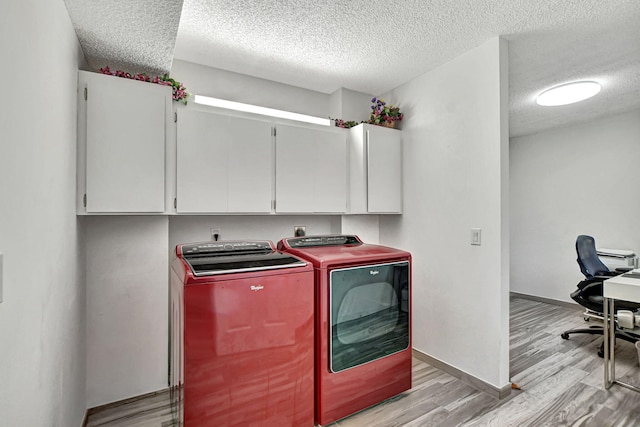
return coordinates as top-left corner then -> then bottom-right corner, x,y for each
561,235 -> 639,357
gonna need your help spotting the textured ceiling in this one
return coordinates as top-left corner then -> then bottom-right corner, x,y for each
63,0 -> 183,76
64,0 -> 640,137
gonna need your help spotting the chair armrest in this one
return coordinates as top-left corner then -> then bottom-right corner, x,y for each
592,274 -> 617,281
578,277 -> 604,290
614,267 -> 634,273
589,271 -> 619,278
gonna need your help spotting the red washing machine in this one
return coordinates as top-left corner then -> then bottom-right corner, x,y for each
277,235 -> 412,426
170,240 -> 315,426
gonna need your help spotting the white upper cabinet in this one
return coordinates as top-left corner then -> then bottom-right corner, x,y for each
176,109 -> 272,213
76,74 -> 401,217
349,124 -> 402,214
78,71 -> 171,213
275,124 -> 347,213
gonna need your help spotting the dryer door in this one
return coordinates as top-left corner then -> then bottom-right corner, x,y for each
329,261 -> 410,372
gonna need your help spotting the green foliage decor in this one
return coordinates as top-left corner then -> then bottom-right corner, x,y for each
330,97 -> 404,128
99,66 -> 190,105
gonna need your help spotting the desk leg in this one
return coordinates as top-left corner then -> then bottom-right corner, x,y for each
604,296 -> 609,388
610,298 -> 617,387
604,297 -> 615,389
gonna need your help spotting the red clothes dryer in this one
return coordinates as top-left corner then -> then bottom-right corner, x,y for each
278,235 -> 412,426
170,240 -> 315,426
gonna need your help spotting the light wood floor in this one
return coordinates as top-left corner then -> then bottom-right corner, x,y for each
86,296 -> 640,426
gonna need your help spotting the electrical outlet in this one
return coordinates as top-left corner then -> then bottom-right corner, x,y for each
294,226 -> 306,237
211,228 -> 221,241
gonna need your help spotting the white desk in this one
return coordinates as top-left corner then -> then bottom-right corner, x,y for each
603,272 -> 640,392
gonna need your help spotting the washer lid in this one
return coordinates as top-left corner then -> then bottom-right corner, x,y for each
179,240 -> 307,276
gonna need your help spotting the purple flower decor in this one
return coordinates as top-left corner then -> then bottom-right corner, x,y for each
328,97 -> 404,129
368,97 -> 403,126
99,66 -> 190,105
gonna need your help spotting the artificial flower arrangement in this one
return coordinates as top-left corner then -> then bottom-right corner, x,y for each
330,118 -> 360,128
99,66 -> 190,105
330,97 -> 404,128
368,97 -> 403,127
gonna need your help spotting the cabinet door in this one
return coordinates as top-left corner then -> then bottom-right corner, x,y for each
84,73 -> 168,212
348,124 -> 402,214
275,124 -> 347,213
176,110 -> 229,212
314,132 -> 347,212
367,127 -> 402,213
176,110 -> 272,213
226,118 -> 273,213
275,126 -> 316,213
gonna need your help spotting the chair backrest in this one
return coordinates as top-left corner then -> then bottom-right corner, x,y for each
576,235 -> 610,278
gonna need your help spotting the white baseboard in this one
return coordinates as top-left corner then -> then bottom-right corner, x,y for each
412,348 -> 512,400
510,291 -> 581,310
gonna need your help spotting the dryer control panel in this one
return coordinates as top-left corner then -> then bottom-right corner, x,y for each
284,235 -> 362,248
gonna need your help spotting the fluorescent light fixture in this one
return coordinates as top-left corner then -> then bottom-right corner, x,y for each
536,81 -> 601,106
194,95 -> 330,126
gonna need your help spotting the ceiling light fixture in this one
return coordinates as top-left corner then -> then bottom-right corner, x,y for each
194,95 -> 330,126
536,81 -> 601,106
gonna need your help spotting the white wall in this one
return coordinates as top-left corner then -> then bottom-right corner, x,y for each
169,215 -> 342,250
380,38 -> 510,390
172,59 -> 331,118
84,216 -> 169,407
341,215 -> 380,244
329,87 -> 373,123
0,1 -> 86,425
510,109 -> 640,302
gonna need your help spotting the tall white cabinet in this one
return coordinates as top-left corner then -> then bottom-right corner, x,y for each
349,124 -> 402,214
175,110 -> 273,213
275,124 -> 347,213
77,71 -> 171,214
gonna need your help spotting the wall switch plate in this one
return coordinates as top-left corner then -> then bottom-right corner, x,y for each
211,228 -> 221,241
471,228 -> 481,246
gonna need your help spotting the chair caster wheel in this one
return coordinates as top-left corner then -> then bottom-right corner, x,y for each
561,333 -> 569,340
598,342 -> 605,358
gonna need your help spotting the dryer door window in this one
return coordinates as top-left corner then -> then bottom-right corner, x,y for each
329,261 -> 410,372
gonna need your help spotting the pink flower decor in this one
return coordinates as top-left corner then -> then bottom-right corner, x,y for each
330,118 -> 360,128
329,97 -> 404,129
99,66 -> 190,105
368,97 -> 403,126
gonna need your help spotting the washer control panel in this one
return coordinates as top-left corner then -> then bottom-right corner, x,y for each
181,240 -> 274,256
